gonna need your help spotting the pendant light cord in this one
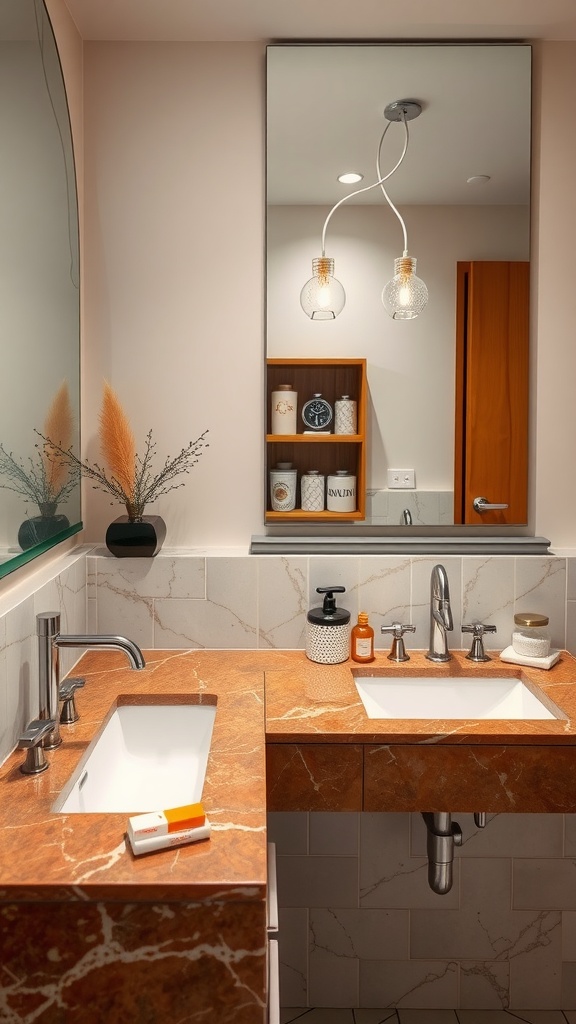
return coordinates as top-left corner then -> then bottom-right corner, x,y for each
377,111 -> 409,255
320,118 -> 410,256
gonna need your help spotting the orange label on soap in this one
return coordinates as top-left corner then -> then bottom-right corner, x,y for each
165,802 -> 205,832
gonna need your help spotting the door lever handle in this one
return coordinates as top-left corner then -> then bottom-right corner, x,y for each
473,496 -> 509,513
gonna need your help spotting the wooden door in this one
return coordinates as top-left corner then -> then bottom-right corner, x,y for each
454,261 -> 529,525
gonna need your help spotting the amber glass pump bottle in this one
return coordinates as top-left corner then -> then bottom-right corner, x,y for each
351,611 -> 375,663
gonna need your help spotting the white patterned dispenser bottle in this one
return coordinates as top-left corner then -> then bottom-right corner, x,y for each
306,586 -> 351,664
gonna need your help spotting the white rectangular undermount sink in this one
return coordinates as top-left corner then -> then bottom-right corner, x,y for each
53,695 -> 217,814
352,672 -> 565,721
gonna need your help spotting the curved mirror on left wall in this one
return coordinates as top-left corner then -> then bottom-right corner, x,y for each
0,0 -> 81,578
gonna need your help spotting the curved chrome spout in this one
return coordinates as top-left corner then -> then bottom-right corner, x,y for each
36,612 -> 145,749
53,633 -> 145,669
426,564 -> 453,663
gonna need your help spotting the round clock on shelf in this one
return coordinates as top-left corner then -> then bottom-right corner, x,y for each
302,393 -> 333,431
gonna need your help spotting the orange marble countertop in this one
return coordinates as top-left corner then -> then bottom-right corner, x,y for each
264,649 -> 576,745
2,647 -> 576,900
0,649 -> 274,902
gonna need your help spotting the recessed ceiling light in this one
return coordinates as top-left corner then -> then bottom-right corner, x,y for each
466,174 -> 491,185
338,172 -> 363,185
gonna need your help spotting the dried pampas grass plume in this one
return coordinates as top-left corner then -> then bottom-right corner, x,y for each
99,381 -> 136,499
43,380 -> 73,493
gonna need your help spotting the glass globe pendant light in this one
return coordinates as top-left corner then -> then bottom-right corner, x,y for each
299,98 -> 428,321
378,100 -> 429,320
382,254 -> 428,320
300,109 -> 417,321
300,256 -> 346,320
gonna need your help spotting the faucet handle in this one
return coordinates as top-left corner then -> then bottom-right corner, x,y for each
462,622 -> 497,662
381,622 -> 416,663
17,718 -> 56,774
59,677 -> 86,724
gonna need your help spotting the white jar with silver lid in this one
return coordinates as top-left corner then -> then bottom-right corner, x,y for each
512,612 -> 551,658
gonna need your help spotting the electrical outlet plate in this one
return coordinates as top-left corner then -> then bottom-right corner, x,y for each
387,468 -> 416,489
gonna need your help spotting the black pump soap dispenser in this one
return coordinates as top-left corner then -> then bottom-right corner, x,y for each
306,586 -> 351,664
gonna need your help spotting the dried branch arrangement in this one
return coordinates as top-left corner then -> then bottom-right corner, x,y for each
41,381 -> 209,522
0,381 -> 78,515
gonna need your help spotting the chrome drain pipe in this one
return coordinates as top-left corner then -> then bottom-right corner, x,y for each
421,812 -> 463,894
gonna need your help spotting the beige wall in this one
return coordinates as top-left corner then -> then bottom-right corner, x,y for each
9,33 -> 574,556
79,39 -> 576,551
82,42 -> 264,548
533,42 -> 576,550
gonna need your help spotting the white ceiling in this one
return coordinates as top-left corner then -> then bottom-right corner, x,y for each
60,1 -> 564,209
267,44 -> 531,206
62,0 -> 576,43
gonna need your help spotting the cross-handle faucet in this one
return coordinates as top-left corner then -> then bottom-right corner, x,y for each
426,564 -> 453,663
381,622 -> 416,662
37,611 -> 146,750
462,621 -> 497,662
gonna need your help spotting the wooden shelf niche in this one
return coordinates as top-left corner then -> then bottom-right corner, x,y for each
266,358 -> 367,522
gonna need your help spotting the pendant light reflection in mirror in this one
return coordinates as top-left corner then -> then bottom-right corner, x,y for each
300,99 -> 428,321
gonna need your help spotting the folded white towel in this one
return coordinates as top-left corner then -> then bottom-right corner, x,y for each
499,645 -> 560,670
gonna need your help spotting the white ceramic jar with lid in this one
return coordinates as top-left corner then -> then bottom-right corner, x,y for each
269,462 -> 297,511
271,384 -> 298,435
334,395 -> 357,435
512,612 -> 551,658
301,469 -> 325,512
326,470 -> 356,512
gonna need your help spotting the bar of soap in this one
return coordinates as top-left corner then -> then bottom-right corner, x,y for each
127,802 -> 205,842
128,820 -> 211,856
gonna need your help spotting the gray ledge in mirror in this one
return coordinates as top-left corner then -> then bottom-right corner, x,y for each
250,535 -> 551,556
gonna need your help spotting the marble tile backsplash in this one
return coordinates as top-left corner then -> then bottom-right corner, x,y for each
0,548 -> 87,764
87,549 -> 575,655
367,490 -> 454,527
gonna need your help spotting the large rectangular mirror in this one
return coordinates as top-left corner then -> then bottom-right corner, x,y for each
0,0 -> 81,577
266,43 -> 531,531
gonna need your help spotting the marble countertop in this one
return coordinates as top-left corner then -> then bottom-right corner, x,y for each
2,647 -> 576,900
265,649 -> 576,744
0,649 -> 274,901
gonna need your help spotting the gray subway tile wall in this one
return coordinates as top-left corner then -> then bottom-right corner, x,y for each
271,811 -> 576,1009
280,1013 -> 576,1023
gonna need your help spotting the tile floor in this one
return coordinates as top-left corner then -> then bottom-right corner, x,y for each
281,1011 -> 576,1024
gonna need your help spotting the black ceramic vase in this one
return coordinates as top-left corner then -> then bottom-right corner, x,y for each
105,515 -> 166,558
18,513 -> 70,551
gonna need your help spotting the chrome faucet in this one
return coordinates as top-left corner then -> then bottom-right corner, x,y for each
37,611 -> 145,749
426,564 -> 453,663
